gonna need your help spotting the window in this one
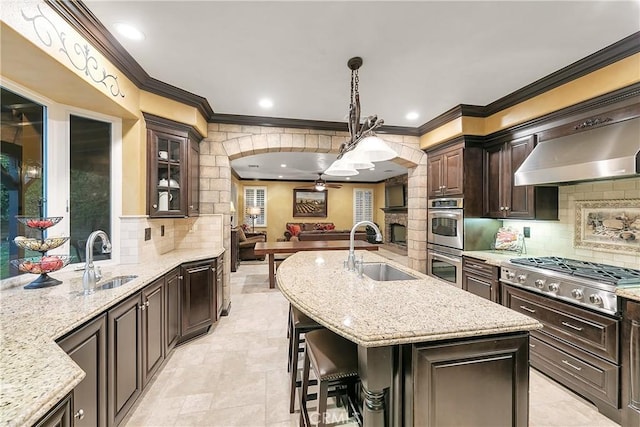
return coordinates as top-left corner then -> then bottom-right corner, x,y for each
244,186 -> 267,227
354,188 -> 373,223
0,81 -> 122,279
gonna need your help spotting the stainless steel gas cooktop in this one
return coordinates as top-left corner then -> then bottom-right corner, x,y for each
501,256 -> 640,316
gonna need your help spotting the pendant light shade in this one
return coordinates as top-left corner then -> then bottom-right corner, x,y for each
349,135 -> 397,162
324,157 -> 359,176
341,149 -> 375,169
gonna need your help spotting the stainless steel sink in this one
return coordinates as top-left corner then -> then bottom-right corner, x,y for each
361,263 -> 418,281
97,275 -> 138,290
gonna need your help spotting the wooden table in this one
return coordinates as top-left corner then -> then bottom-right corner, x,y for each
254,240 -> 379,288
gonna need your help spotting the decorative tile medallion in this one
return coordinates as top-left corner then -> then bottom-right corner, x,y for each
575,199 -> 640,253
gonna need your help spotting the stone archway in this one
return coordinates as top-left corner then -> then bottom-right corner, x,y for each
201,123 -> 428,310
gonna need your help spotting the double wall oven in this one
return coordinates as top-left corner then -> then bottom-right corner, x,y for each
427,198 -> 499,288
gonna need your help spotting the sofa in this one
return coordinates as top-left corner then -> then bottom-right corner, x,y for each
283,222 -> 367,242
237,228 -> 267,261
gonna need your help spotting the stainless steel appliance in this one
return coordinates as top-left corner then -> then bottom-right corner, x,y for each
501,256 -> 640,423
427,243 -> 462,288
427,198 -> 464,249
427,198 -> 500,287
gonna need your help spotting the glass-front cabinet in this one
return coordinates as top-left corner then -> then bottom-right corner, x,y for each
144,113 -> 201,218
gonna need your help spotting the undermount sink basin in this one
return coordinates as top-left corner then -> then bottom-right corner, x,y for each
97,275 -> 138,290
361,263 -> 418,281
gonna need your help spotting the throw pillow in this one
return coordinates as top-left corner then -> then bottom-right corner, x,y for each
289,224 -> 301,236
237,227 -> 247,242
326,224 -> 335,230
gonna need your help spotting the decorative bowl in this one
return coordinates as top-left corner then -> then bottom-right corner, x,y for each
13,236 -> 69,252
15,216 -> 63,229
11,255 -> 72,274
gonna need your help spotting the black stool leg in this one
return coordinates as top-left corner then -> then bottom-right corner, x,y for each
289,329 -> 301,413
299,350 -> 311,427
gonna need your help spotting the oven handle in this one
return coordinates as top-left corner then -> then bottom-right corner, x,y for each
429,212 -> 462,219
431,252 -> 462,266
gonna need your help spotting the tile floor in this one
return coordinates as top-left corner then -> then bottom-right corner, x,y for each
123,248 -> 620,427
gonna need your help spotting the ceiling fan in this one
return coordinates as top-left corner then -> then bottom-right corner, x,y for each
295,173 -> 343,191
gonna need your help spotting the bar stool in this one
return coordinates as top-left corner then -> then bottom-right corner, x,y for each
299,329 -> 359,427
289,306 -> 324,413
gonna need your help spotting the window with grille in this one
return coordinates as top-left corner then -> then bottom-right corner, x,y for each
353,188 -> 373,223
244,186 -> 267,227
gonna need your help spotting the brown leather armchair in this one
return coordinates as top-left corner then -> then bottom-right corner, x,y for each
237,229 -> 267,261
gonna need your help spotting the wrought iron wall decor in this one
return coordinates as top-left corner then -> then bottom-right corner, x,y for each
22,4 -> 125,98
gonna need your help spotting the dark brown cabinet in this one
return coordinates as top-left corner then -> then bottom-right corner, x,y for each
483,135 -> 558,219
180,258 -> 215,343
215,255 -> 224,318
462,257 -> 500,303
57,315 -> 107,427
408,333 -> 530,426
231,229 -> 239,272
107,292 -> 143,427
427,143 -> 463,198
165,267 -> 181,355
33,393 -> 72,427
503,284 -> 621,422
142,277 -> 165,387
622,298 -> 640,427
144,113 -> 202,218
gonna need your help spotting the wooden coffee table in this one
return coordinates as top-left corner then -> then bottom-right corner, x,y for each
254,240 -> 379,288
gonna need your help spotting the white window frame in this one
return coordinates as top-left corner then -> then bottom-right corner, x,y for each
353,188 -> 374,223
244,186 -> 267,227
1,77 -> 122,266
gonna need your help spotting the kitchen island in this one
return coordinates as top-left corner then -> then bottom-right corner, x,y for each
277,250 -> 542,427
0,247 -> 224,427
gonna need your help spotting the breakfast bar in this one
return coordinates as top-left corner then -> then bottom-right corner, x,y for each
277,250 -> 542,427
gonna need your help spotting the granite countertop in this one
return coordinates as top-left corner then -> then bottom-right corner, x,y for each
0,248 -> 224,427
617,287 -> 640,303
276,251 -> 542,348
462,250 -> 547,266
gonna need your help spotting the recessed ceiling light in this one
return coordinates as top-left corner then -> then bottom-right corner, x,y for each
406,111 -> 419,121
280,164 -> 286,168
278,175 -> 283,178
346,177 -> 350,180
259,98 -> 273,108
114,23 -> 145,41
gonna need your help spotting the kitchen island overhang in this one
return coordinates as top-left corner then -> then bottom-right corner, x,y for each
277,251 -> 542,427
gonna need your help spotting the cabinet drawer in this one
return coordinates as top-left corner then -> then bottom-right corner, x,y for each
465,275 -> 492,301
530,334 -> 619,408
463,257 -> 496,279
503,285 -> 619,363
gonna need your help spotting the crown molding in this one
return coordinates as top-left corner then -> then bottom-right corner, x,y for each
46,2 -> 638,136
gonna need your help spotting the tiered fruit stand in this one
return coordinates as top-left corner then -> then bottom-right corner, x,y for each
11,216 -> 71,289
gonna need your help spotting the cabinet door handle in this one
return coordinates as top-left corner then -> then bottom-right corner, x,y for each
211,267 -> 216,272
145,301 -> 150,307
499,206 -> 505,211
178,275 -> 183,280
504,206 -> 510,211
138,303 -> 146,311
561,359 -> 582,371
74,409 -> 85,420
631,320 -> 639,408
529,343 -> 536,349
519,305 -> 536,313
561,321 -> 583,332
152,204 -> 158,209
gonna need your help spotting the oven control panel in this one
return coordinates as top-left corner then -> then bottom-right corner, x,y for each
500,265 -> 618,316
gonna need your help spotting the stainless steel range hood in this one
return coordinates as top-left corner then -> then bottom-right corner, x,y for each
514,117 -> 640,186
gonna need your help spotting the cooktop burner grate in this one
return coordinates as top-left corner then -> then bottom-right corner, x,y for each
509,256 -> 640,285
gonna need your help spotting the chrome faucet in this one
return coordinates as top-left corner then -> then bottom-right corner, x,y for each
347,221 -> 382,271
82,230 -> 112,295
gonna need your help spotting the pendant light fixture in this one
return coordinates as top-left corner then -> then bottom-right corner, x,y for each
324,57 -> 396,177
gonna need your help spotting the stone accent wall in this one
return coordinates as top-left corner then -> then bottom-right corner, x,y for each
207,123 -> 428,274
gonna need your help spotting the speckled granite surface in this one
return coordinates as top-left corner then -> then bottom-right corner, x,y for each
277,251 -> 542,348
462,250 -> 544,266
617,286 -> 640,302
0,248 -> 224,427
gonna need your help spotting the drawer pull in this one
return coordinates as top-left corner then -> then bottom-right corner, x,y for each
561,321 -> 583,332
561,359 -> 583,371
519,305 -> 536,313
529,343 -> 536,348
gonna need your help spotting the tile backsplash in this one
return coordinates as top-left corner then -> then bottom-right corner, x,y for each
503,177 -> 640,268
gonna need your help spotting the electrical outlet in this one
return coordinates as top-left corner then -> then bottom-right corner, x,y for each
523,227 -> 531,238
161,225 -> 165,237
144,227 -> 151,241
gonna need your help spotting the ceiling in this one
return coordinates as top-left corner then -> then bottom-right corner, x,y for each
83,1 -> 640,182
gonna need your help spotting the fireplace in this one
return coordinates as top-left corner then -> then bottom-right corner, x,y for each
391,223 -> 407,244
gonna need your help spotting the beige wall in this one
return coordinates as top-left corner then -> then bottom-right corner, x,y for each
420,52 -> 640,149
236,180 -> 385,240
